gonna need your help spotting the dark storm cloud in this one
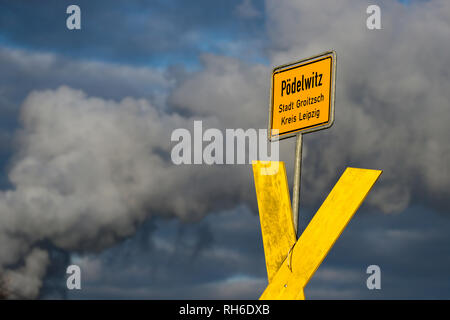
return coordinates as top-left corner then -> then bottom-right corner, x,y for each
0,45 -> 173,188
68,206 -> 268,299
0,0 -> 450,299
66,205 -> 450,299
306,206 -> 450,299
0,0 -> 266,65
0,46 -> 171,105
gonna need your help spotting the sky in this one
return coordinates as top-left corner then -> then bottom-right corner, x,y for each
0,0 -> 449,299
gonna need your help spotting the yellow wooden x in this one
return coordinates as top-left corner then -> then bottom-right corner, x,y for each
252,161 -> 382,300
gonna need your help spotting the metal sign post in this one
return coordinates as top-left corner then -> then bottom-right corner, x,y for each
268,51 -> 336,239
292,133 -> 303,237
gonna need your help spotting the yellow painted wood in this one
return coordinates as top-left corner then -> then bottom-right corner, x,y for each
259,167 -> 382,300
252,161 -> 297,283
